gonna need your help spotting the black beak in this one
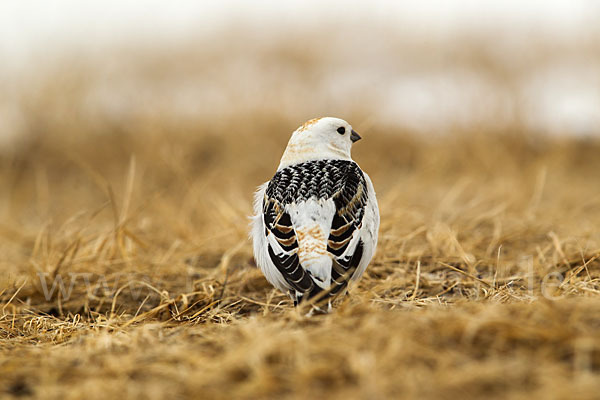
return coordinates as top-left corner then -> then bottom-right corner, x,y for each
350,129 -> 361,143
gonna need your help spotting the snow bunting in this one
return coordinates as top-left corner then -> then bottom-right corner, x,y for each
252,117 -> 379,310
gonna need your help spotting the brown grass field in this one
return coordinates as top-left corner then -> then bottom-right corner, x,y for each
2,36 -> 600,399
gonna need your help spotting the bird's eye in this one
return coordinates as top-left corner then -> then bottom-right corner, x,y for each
337,127 -> 345,135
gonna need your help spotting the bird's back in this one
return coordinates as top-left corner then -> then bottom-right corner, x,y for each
262,160 -> 370,301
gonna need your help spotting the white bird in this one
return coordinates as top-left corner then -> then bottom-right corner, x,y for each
251,117 -> 379,311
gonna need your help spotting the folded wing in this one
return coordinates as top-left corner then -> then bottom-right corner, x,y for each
262,160 -> 368,302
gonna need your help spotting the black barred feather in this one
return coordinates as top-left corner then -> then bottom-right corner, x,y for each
265,160 -> 367,207
330,240 -> 364,295
267,245 -> 314,293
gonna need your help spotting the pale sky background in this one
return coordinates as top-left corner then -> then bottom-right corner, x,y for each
1,0 -> 599,144
1,0 -> 597,61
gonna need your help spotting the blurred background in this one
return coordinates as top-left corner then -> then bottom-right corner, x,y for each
1,0 -> 600,152
3,5 -> 600,398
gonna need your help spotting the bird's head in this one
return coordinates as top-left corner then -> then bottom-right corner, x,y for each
278,117 -> 361,169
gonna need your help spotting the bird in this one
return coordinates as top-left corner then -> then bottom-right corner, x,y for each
251,117 -> 379,312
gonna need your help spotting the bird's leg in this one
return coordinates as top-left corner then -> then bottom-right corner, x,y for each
289,290 -> 299,307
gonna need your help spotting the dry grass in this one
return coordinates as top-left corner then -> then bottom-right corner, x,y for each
2,119 -> 600,399
2,36 -> 600,399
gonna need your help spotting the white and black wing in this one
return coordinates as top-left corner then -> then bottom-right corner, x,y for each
326,162 -> 369,296
261,160 -> 369,302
